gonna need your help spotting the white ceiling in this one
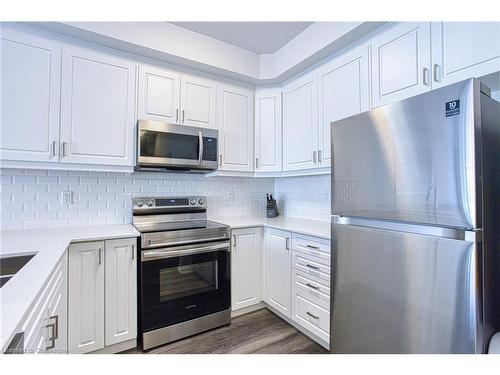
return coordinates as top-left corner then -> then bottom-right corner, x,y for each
170,22 -> 313,54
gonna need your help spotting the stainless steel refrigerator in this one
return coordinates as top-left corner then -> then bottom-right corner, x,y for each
330,78 -> 500,354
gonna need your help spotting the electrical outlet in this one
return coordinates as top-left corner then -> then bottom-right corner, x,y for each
228,190 -> 235,201
62,191 -> 73,205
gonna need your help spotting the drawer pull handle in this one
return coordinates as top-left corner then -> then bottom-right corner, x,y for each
306,244 -> 320,250
306,283 -> 319,290
306,311 -> 319,320
306,264 -> 320,271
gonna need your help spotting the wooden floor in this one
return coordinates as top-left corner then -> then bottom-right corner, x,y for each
124,308 -> 328,354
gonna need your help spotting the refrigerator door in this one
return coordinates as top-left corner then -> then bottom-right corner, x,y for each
330,220 -> 480,353
331,79 -> 479,229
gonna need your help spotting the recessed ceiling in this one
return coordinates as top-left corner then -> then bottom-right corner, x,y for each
170,22 -> 313,54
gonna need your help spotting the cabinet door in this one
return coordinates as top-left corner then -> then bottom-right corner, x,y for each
218,84 -> 254,172
283,72 -> 318,171
431,22 -> 500,88
231,228 -> 261,311
180,74 -> 217,129
137,64 -> 181,123
68,241 -> 105,354
263,228 -> 291,317
46,251 -> 68,354
255,87 -> 282,172
0,26 -> 61,162
318,46 -> 370,168
60,45 -> 136,166
105,238 -> 137,346
371,22 -> 431,107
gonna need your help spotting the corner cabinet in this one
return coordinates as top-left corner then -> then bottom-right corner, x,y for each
254,87 -> 282,173
217,83 -> 254,172
317,46 -> 370,168
431,22 -> 500,88
68,238 -> 137,354
60,45 -> 136,166
371,22 -> 431,107
231,228 -> 262,311
263,228 -> 291,317
282,72 -> 318,171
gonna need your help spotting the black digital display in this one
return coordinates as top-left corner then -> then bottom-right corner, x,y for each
155,198 -> 189,207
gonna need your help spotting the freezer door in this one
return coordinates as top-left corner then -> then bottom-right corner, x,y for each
330,222 -> 480,353
331,78 -> 479,228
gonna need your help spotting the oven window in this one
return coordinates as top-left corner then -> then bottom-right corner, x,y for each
140,130 -> 199,159
159,260 -> 218,302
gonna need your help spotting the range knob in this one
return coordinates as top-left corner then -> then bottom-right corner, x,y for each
136,200 -> 144,207
146,200 -> 154,207
189,199 -> 196,205
198,198 -> 204,205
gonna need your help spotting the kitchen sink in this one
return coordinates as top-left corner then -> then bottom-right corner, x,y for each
0,253 -> 37,288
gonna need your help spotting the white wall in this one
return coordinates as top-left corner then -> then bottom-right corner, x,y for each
0,169 -> 274,230
273,175 -> 331,222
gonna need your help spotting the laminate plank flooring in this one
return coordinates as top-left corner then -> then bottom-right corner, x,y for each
124,308 -> 328,354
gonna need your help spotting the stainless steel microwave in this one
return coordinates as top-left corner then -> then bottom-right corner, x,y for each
136,120 -> 219,172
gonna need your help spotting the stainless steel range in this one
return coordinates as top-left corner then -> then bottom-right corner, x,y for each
133,196 -> 231,351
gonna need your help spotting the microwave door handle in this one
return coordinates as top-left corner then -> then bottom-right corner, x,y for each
198,131 -> 203,165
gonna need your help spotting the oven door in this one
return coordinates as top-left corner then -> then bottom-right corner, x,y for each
140,241 -> 230,332
137,120 -> 218,170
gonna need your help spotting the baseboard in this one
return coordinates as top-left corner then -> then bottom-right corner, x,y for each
231,302 -> 266,318
264,303 -> 330,350
89,338 -> 137,354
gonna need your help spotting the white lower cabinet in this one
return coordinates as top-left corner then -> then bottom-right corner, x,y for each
231,228 -> 261,311
68,238 -> 137,354
263,228 -> 291,317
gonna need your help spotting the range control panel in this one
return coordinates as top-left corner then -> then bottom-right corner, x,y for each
133,196 -> 206,212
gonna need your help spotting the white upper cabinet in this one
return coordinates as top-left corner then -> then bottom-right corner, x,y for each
317,46 -> 370,168
371,22 -> 431,107
0,26 -> 61,163
254,87 -> 282,173
218,83 -> 254,172
60,45 -> 136,166
137,65 -> 181,123
431,22 -> 500,88
231,228 -> 262,311
282,71 -> 318,171
180,74 -> 217,129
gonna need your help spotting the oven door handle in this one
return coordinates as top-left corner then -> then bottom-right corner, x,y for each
141,241 -> 230,261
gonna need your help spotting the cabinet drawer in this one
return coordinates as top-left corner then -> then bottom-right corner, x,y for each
292,251 -> 330,284
292,234 -> 330,264
293,270 -> 330,310
292,291 -> 330,342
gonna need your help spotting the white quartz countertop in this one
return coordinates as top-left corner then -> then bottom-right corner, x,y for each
0,224 -> 139,351
211,216 -> 331,240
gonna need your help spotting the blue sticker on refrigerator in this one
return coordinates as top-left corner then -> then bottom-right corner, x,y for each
445,100 -> 460,117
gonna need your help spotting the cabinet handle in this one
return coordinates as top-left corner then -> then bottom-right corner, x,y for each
313,150 -> 317,163
219,155 -> 222,166
255,158 -> 259,169
318,150 -> 322,163
60,142 -> 66,157
233,235 -> 236,247
423,67 -> 430,86
98,248 -> 102,265
175,108 -> 179,123
306,264 -> 320,271
306,244 -> 320,250
433,64 -> 441,82
306,283 -> 320,291
131,244 -> 135,260
286,237 -> 290,250
49,315 -> 59,339
50,141 -> 57,157
182,110 -> 185,123
306,311 -> 319,320
45,322 -> 56,350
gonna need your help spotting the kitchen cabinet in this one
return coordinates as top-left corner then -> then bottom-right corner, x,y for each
137,65 -> 181,123
282,71 -> 318,171
317,46 -> 370,168
431,22 -> 500,88
263,228 -> 291,317
181,74 -> 217,129
60,45 -> 136,166
68,241 -> 105,354
371,22 -> 431,107
105,238 -> 137,346
218,83 -> 254,172
231,228 -> 262,311
0,26 -> 61,163
254,87 -> 282,173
